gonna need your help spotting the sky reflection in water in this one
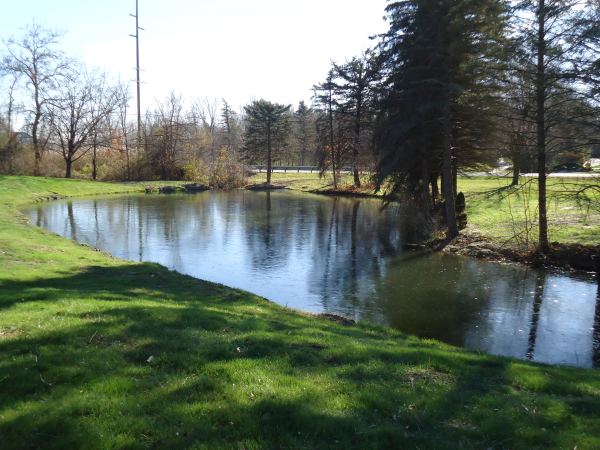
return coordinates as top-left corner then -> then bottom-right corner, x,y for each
23,190 -> 600,368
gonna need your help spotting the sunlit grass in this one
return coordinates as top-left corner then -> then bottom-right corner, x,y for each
458,175 -> 600,247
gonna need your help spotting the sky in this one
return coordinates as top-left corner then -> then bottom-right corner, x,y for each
1,0 -> 389,114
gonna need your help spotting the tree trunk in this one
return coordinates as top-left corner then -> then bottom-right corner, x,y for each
65,154 -> 73,179
536,0 -> 549,253
442,105 -> 459,238
353,99 -> 362,188
6,84 -> 16,175
421,150 -> 431,216
511,151 -> 520,185
92,131 -> 98,181
92,147 -> 97,180
32,112 -> 42,177
452,152 -> 458,198
431,173 -> 439,199
266,119 -> 272,185
329,91 -> 337,189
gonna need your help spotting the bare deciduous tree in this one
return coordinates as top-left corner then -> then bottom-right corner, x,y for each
190,96 -> 220,161
1,21 -> 71,175
47,68 -> 120,178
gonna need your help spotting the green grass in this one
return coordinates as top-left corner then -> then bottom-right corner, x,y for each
1,175 -> 599,449
251,171 -> 379,194
457,176 -> 600,247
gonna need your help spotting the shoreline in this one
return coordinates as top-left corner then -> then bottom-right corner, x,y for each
427,229 -> 599,274
38,177 -> 600,275
273,178 -> 600,274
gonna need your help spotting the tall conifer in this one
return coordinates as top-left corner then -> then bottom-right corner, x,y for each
375,0 -> 509,237
243,100 -> 292,185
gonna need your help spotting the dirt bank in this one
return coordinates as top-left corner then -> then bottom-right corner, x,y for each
429,227 -> 599,272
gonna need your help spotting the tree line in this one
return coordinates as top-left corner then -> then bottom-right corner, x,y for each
2,1 -> 600,252
311,0 -> 600,252
0,23 -> 320,184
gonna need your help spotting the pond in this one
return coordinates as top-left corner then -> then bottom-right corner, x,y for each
22,190 -> 600,368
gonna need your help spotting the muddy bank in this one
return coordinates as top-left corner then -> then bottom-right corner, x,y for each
310,187 -> 384,199
428,229 -> 599,272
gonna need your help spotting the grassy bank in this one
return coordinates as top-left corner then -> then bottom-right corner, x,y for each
1,175 -> 599,449
252,172 -> 600,248
251,171 -> 376,195
459,176 -> 600,247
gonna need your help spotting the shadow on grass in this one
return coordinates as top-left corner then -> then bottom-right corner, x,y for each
469,184 -> 518,202
1,265 -> 599,449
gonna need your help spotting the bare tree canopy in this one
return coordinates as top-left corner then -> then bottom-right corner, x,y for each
46,67 -> 121,178
1,21 -> 71,175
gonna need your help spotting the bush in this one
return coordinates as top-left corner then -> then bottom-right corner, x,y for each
209,148 -> 247,189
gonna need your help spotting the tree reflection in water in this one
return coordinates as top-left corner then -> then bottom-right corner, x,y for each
24,190 -> 600,368
593,278 -> 600,367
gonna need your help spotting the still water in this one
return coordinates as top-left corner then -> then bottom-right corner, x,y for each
23,190 -> 600,368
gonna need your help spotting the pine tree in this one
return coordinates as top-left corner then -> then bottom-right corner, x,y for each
332,51 -> 380,187
313,69 -> 343,189
293,100 -> 315,166
221,99 -> 237,153
243,99 -> 292,185
375,0 -> 509,237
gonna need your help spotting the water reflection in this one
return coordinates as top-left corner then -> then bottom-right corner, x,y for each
23,190 -> 600,368
527,273 -> 545,361
593,281 -> 600,366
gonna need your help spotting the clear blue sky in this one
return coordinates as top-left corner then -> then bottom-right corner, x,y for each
1,0 -> 389,113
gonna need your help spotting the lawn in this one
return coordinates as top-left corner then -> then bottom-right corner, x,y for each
0,175 -> 599,449
457,175 -> 600,248
251,171 -> 376,194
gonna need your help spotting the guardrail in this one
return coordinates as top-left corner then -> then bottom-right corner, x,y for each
248,165 -> 355,173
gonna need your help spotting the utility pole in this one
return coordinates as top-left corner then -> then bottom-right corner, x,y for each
130,0 -> 144,145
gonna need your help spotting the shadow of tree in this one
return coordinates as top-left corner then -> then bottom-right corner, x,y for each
1,265 -> 599,449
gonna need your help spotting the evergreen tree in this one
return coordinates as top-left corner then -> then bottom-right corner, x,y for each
293,100 -> 315,166
221,99 -> 237,153
375,0 -> 509,236
243,99 -> 292,185
332,51 -> 380,187
313,69 -> 341,188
